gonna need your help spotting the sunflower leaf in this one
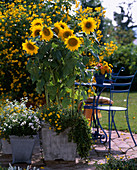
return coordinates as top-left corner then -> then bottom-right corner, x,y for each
36,78 -> 45,94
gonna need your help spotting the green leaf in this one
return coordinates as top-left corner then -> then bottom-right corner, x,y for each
66,75 -> 76,87
61,97 -> 71,108
36,78 -> 45,94
47,85 -> 58,100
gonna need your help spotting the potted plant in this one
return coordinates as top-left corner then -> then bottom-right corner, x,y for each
0,98 -> 41,164
94,61 -> 113,84
38,105 -> 92,161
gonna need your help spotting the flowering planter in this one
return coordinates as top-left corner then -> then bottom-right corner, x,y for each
41,124 -> 77,161
94,74 -> 105,84
9,135 -> 36,164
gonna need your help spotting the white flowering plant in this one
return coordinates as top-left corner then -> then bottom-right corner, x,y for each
0,98 -> 41,139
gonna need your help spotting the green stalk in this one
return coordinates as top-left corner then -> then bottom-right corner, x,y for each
44,84 -> 49,108
72,83 -> 75,115
77,81 -> 81,115
51,67 -> 60,108
71,68 -> 75,115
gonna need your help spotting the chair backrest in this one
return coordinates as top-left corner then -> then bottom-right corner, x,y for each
104,67 -> 125,83
110,70 -> 137,108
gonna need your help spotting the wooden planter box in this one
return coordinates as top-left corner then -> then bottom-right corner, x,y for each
10,135 -> 36,164
41,124 -> 77,161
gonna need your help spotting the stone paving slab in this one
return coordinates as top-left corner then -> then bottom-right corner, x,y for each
0,130 -> 137,169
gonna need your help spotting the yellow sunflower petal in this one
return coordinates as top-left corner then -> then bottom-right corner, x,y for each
31,18 -> 44,27
58,20 -> 68,29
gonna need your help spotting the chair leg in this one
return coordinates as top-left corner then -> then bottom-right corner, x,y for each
108,110 -> 112,150
111,111 -> 120,138
125,110 -> 137,146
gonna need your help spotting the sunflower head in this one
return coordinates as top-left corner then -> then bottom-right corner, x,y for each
65,35 -> 81,51
31,18 -> 44,27
58,21 -> 68,29
31,25 -> 43,38
81,17 -> 97,34
22,40 -> 39,55
60,28 -> 74,41
40,26 -> 53,41
53,22 -> 63,36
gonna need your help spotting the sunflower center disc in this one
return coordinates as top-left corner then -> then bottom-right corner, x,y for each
68,38 -> 78,46
43,27 -> 50,36
86,22 -> 92,28
35,30 -> 40,36
27,43 -> 35,50
64,31 -> 71,38
53,27 -> 59,35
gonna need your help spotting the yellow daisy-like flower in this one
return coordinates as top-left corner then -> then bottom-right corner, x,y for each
31,25 -> 43,38
60,28 -> 74,41
81,17 -> 97,34
65,35 -> 81,51
22,40 -> 39,55
40,26 -> 53,41
103,65 -> 109,71
31,18 -> 43,27
53,22 -> 63,36
58,20 -> 68,29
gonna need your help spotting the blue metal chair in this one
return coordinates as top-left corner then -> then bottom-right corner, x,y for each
96,70 -> 137,150
79,67 -> 126,143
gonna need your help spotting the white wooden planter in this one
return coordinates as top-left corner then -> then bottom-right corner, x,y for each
41,124 -> 77,161
9,135 -> 36,164
1,139 -> 12,154
1,134 -> 40,155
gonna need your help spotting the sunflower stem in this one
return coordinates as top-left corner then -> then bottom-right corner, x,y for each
44,84 -> 49,108
72,68 -> 75,115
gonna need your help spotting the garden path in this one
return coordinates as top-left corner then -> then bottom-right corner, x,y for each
0,130 -> 137,170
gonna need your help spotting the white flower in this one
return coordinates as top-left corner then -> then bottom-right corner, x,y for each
12,119 -> 18,123
4,123 -> 8,127
20,121 -> 26,126
28,116 -> 32,119
29,123 -> 33,127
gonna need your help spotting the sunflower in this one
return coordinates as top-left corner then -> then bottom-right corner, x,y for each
31,25 -> 43,38
65,35 -> 81,51
31,18 -> 43,27
53,22 -> 63,36
60,28 -> 74,40
81,17 -> 97,34
40,26 -> 53,41
58,21 -> 68,29
22,40 -> 39,55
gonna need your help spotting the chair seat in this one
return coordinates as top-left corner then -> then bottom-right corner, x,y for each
85,96 -> 113,105
97,106 -> 127,111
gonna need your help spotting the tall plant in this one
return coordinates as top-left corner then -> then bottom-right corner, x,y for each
22,0 -> 117,112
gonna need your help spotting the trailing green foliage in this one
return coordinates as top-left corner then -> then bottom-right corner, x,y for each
94,154 -> 137,170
